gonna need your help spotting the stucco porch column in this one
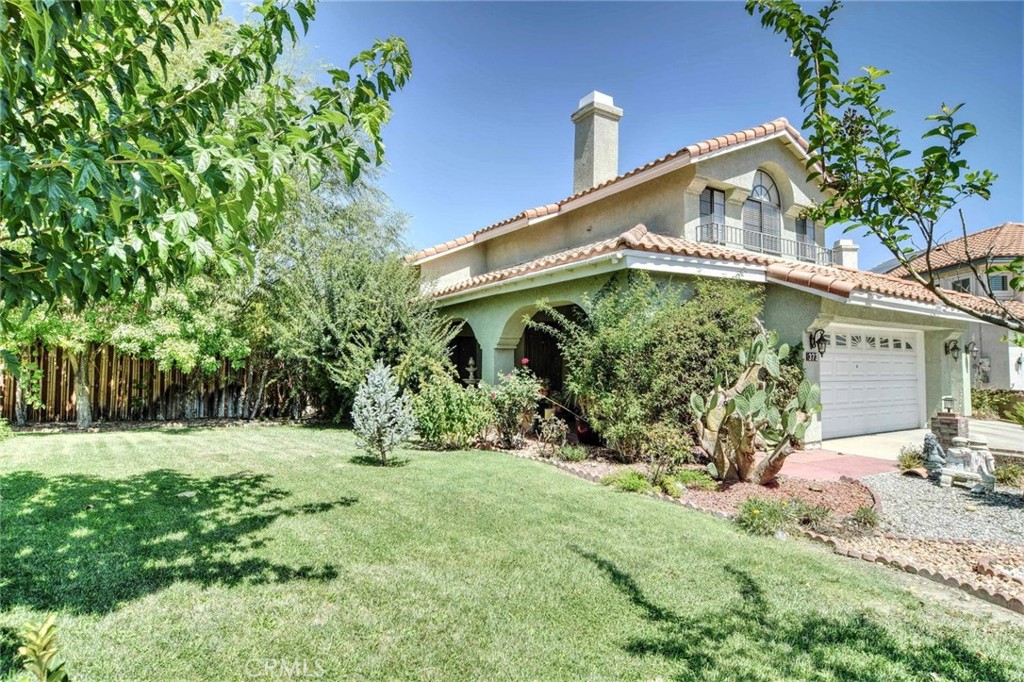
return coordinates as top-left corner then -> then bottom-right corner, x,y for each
925,330 -> 973,417
480,344 -> 517,385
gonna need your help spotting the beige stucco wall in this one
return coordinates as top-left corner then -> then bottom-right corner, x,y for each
420,136 -> 830,288
686,137 -> 829,249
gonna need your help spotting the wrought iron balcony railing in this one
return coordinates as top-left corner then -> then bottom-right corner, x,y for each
697,222 -> 833,266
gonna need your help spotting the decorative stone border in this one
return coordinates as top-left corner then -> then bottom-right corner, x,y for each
802,530 -> 1024,616
839,475 -> 883,514
977,555 -> 1024,588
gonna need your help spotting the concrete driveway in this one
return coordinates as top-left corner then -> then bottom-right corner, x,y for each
821,428 -> 928,462
970,419 -> 1024,453
820,419 -> 1024,462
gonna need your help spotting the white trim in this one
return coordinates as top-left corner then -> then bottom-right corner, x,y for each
432,252 -> 624,305
846,291 -> 978,323
411,240 -> 479,266
434,249 -> 996,328
622,251 -> 766,282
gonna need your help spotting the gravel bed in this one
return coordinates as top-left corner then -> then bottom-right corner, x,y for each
994,562 -> 1024,583
861,472 -> 1023,545
837,535 -> 1024,602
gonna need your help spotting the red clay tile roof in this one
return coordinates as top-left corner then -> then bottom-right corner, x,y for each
409,117 -> 809,264
886,222 -> 1024,277
432,225 -> 1016,321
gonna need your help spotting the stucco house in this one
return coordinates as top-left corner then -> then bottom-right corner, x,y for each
877,223 -> 1024,390
410,91 -> 1008,443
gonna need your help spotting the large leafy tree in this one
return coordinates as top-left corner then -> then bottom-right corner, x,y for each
260,190 -> 455,421
746,0 -> 1022,335
0,0 -> 410,318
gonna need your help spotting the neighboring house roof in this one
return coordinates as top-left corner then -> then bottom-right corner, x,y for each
408,117 -> 810,264
431,224 -> 1024,321
885,222 -> 1024,277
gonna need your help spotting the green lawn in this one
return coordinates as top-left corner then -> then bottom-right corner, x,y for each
1,427 -> 1022,681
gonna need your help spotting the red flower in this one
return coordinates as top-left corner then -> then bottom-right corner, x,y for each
521,357 -> 529,365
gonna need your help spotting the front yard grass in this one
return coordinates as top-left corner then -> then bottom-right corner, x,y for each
1,426 -> 1022,681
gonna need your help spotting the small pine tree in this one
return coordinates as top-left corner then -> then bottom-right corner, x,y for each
352,361 -> 416,465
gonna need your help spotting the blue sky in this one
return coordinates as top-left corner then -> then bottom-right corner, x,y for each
228,1 -> 1022,269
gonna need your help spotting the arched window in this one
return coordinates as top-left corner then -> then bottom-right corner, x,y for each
743,170 -> 782,254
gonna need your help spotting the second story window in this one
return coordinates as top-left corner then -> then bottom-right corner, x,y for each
699,187 -> 725,242
989,274 -> 1009,292
795,217 -> 816,262
743,170 -> 782,254
951,278 -> 971,293
795,217 -> 815,244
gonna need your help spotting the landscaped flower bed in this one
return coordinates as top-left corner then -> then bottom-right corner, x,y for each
679,478 -> 873,518
513,440 -> 875,518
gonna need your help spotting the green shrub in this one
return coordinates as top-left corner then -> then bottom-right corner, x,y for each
736,497 -> 794,536
536,415 -> 569,456
0,418 -> 13,443
601,470 -> 653,493
852,505 -> 879,529
897,445 -> 924,471
557,445 -> 589,462
995,462 -> 1024,486
352,361 -> 415,466
528,274 -> 763,460
790,500 -> 832,530
413,377 -> 493,450
673,468 -> 718,491
642,421 -> 694,483
972,388 -> 1024,424
487,367 -> 542,448
656,476 -> 682,497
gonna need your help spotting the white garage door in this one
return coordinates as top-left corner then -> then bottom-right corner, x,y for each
819,325 -> 923,439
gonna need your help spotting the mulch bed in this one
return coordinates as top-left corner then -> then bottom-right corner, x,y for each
680,477 -> 873,517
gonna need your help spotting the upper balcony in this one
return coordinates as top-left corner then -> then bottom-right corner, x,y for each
697,222 -> 833,266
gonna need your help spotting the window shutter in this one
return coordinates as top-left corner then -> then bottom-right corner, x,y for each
742,200 -> 761,250
763,203 -> 781,253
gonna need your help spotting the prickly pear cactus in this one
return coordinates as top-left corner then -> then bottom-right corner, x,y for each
690,331 -> 821,484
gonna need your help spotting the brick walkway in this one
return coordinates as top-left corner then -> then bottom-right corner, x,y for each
783,449 -> 897,482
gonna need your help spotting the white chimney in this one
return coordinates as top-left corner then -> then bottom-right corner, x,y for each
571,91 -> 623,194
833,239 -> 859,269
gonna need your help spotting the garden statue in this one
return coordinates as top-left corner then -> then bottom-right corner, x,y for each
922,432 -> 946,481
937,436 -> 996,493
945,437 -> 971,471
464,358 -> 479,387
968,437 -> 997,494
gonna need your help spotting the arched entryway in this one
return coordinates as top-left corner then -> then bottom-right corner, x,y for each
516,305 -> 587,395
448,320 -> 483,386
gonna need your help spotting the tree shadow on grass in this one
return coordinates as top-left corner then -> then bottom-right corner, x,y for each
0,470 -> 355,615
574,548 -> 1018,682
348,455 -> 410,467
0,626 -> 19,678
